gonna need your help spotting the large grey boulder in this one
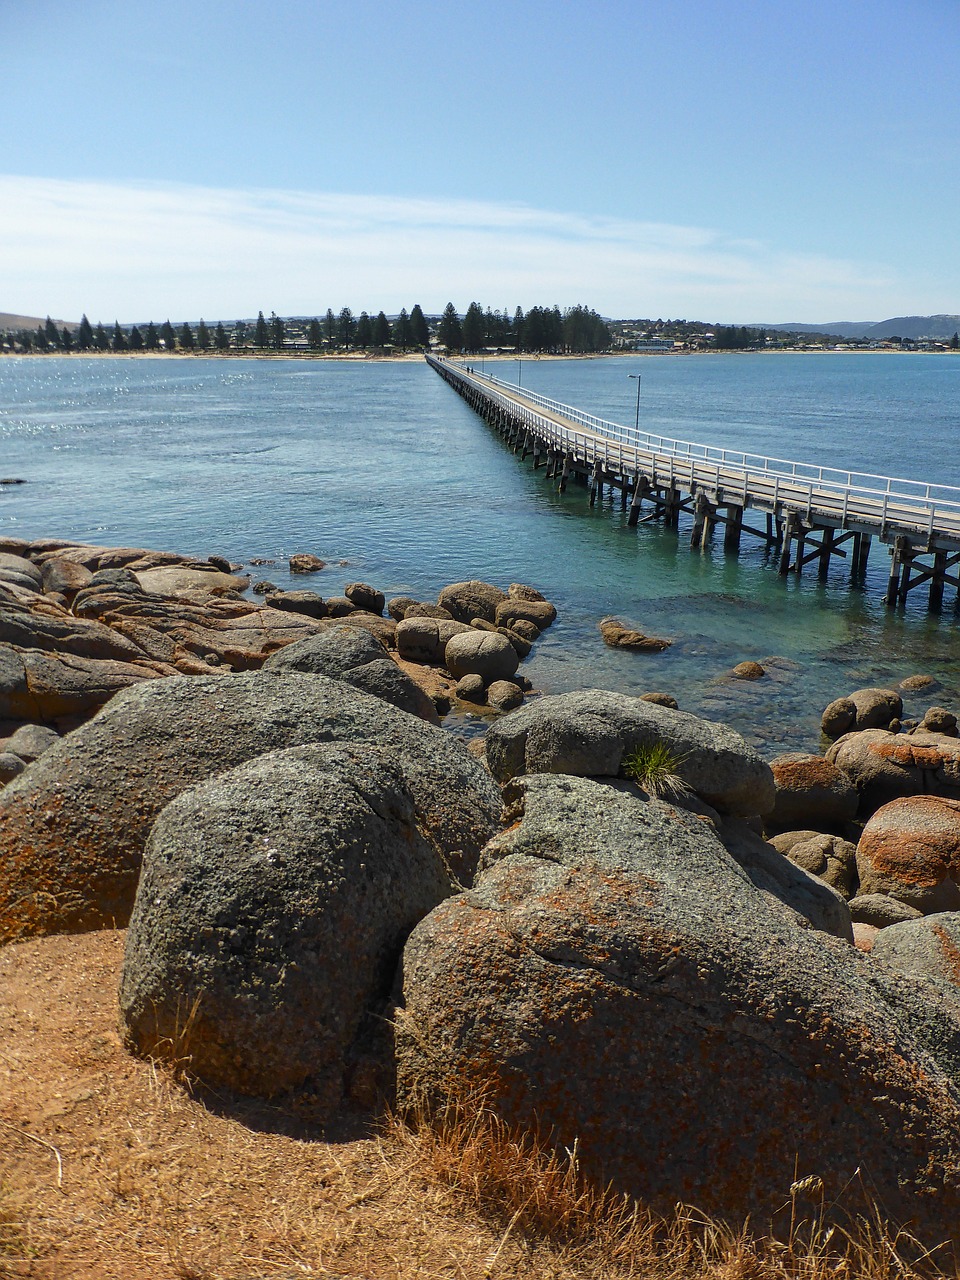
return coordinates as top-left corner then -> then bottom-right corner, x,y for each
262,626 -> 438,723
821,687 -> 902,740
871,912 -> 960,986
0,670 -> 501,942
397,772 -> 960,1236
437,580 -> 508,625
263,624 -> 386,676
485,689 -> 775,817
443,631 -> 519,683
121,743 -> 454,1104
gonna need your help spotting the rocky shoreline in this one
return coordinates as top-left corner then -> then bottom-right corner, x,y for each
4,537 -> 960,1249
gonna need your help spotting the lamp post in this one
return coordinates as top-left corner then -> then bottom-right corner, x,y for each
628,373 -> 641,438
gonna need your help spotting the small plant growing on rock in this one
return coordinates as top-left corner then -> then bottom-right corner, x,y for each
621,741 -> 690,801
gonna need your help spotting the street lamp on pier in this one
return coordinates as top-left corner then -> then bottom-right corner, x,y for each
628,374 -> 641,438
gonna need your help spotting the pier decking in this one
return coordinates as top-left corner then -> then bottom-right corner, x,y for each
427,354 -> 960,610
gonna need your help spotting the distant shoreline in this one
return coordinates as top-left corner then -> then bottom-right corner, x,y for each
1,347 -> 954,363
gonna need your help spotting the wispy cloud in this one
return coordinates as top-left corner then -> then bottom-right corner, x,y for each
0,174 -> 899,323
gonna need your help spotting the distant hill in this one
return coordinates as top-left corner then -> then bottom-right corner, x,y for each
764,315 -> 960,341
1,311 -> 76,330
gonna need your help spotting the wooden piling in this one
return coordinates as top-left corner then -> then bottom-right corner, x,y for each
885,536 -> 907,606
778,513 -> 796,575
723,505 -> 743,552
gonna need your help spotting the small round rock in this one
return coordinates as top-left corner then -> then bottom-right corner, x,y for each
456,674 -> 486,703
731,661 -> 765,681
486,680 -> 524,712
288,553 -> 325,574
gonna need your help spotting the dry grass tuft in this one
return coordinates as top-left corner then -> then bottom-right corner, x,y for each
382,1090 -> 960,1280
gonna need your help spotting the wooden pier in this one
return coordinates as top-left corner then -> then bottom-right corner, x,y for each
427,355 -> 960,610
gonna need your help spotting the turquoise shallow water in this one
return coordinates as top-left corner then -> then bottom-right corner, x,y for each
2,352 -> 959,754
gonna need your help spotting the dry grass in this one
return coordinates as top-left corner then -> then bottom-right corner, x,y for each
2,928 -> 959,1279
382,1090 -> 960,1280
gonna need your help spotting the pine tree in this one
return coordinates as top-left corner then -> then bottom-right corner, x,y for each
355,311 -> 372,348
61,326 -> 73,351
112,322 -> 127,352
324,309 -> 336,344
373,311 -> 391,348
179,322 -> 195,350
197,319 -> 210,350
215,321 -> 229,351
95,323 -> 109,351
462,301 -> 485,352
255,311 -> 268,349
77,315 -> 94,351
44,316 -> 60,349
338,307 -> 355,347
270,312 -> 284,350
438,303 -> 462,351
235,320 -> 248,349
35,325 -> 48,351
410,303 -> 429,348
393,308 -> 410,351
308,318 -> 323,350
160,320 -> 177,351
952,331 -> 959,350
128,325 -> 144,351
523,306 -> 546,352
144,322 -> 160,351
513,306 -> 525,351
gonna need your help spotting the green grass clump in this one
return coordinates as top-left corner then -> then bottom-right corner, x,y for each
621,740 -> 690,801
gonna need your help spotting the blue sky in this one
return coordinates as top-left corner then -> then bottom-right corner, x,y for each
2,0 -> 957,324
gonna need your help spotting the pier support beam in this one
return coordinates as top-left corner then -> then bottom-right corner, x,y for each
885,536 -> 908,606
929,551 -> 947,612
663,487 -> 680,529
690,493 -> 715,549
778,513 -> 797,575
852,532 -> 871,580
723,505 -> 743,552
627,475 -> 649,527
817,526 -> 835,580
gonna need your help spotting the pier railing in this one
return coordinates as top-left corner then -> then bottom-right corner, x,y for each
434,357 -> 960,546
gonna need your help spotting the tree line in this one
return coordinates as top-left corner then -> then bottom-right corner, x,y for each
2,301 -> 611,354
439,302 -> 611,353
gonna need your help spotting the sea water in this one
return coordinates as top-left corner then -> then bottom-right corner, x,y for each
1,352 -> 959,754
